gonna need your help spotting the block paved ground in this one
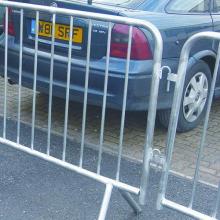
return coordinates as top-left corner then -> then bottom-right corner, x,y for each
0,77 -> 219,186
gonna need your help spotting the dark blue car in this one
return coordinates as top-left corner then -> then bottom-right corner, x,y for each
0,0 -> 220,132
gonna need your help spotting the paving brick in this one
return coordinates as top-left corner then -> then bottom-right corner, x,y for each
180,167 -> 196,177
210,161 -> 220,171
199,173 -> 219,186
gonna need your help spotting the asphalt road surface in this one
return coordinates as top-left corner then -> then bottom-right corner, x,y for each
0,118 -> 219,220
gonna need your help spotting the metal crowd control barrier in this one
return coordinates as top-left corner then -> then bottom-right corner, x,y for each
157,32 -> 220,220
0,1 -> 163,219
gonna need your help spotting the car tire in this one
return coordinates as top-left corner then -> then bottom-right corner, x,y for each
158,60 -> 211,132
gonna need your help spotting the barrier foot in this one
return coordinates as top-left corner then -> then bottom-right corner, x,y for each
98,183 -> 113,220
119,189 -> 142,214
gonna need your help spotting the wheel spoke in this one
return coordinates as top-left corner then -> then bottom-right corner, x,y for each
189,88 -> 197,98
202,89 -> 208,99
199,74 -> 206,91
197,103 -> 204,116
186,106 -> 195,121
184,96 -> 194,107
191,77 -> 199,92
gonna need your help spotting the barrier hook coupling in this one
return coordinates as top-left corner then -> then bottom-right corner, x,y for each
150,149 -> 165,171
160,66 -> 178,92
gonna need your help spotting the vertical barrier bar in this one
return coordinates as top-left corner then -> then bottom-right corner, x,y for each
98,183 -> 113,220
212,182 -> 220,219
189,43 -> 220,209
62,16 -> 73,161
97,22 -> 112,175
47,13 -> 56,155
3,7 -> 8,139
79,19 -> 92,167
17,9 -> 24,144
116,26 -> 132,181
139,26 -> 163,205
31,11 -> 39,150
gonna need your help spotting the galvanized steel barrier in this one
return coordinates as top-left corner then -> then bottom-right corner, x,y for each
0,1 -> 163,219
1,1 -> 219,220
157,32 -> 220,220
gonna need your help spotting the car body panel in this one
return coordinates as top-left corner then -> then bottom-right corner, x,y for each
0,0 -> 220,110
0,6 -> 4,34
210,0 -> 220,89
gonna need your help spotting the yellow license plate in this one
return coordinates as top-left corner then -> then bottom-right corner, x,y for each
38,20 -> 83,44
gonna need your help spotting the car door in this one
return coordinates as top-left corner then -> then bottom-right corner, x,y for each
211,0 -> 220,89
137,0 -> 214,59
